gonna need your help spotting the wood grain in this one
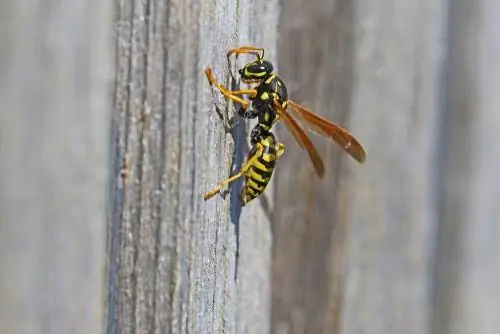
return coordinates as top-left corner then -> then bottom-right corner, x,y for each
107,0 -> 279,333
0,0 -> 113,333
273,0 -> 500,333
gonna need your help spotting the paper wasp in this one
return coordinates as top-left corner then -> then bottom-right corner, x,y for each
203,45 -> 366,203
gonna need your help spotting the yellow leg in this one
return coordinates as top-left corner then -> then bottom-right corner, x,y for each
227,45 -> 265,61
205,68 -> 257,109
203,171 -> 245,201
273,113 -> 281,125
231,89 -> 258,98
203,144 -> 264,201
277,143 -> 285,158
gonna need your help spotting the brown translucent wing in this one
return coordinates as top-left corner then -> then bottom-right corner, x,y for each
273,100 -> 325,178
287,100 -> 366,163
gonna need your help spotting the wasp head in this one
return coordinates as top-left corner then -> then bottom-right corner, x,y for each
238,60 -> 274,83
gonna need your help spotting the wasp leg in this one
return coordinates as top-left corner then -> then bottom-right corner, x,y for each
227,45 -> 265,60
277,143 -> 285,158
226,46 -> 265,77
205,68 -> 256,110
230,89 -> 258,98
203,172 -> 245,201
239,187 -> 248,206
204,144 -> 264,201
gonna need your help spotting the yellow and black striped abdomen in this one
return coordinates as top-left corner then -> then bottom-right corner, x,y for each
241,134 -> 282,204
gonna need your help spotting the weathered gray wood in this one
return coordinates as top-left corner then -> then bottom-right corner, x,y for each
340,0 -> 446,332
273,1 -> 361,333
106,0 -> 279,333
276,0 -> 444,333
0,1 -> 113,333
275,0 -> 500,334
432,1 -> 500,333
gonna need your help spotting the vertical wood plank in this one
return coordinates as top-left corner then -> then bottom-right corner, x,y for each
276,0 -> 500,333
432,1 -> 500,333
273,1 -> 359,333
274,0 -> 447,333
340,0 -> 446,332
107,0 -> 279,332
0,0 -> 113,333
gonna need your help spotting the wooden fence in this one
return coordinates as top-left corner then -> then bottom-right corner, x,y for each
1,0 -> 499,333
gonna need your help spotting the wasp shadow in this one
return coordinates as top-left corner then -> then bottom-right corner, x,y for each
207,68 -> 248,281
227,75 -> 248,282
226,89 -> 276,280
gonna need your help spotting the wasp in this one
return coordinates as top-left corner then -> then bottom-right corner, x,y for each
203,45 -> 366,203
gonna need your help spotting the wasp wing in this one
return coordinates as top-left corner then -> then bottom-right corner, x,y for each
287,100 -> 366,163
272,100 -> 325,178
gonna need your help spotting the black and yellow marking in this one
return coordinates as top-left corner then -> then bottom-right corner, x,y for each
203,132 -> 285,205
240,138 -> 282,204
204,56 -> 287,145
245,72 -> 289,143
